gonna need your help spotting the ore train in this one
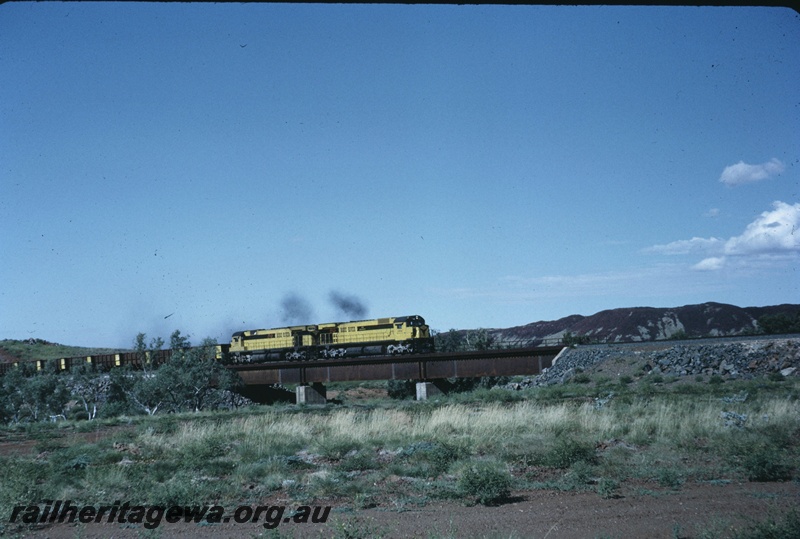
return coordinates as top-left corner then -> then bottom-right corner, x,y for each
0,315 -> 434,375
0,349 -> 173,376
218,315 -> 434,363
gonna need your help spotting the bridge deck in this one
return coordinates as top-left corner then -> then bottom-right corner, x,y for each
228,346 -> 565,385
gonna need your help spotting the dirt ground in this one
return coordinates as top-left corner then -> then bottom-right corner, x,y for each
9,481 -> 798,538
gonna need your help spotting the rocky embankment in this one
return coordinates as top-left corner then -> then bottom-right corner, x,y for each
513,336 -> 800,388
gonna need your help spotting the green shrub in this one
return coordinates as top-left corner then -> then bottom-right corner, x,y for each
457,461 -> 512,506
723,426 -> 795,483
755,423 -> 795,450
331,516 -> 386,539
146,470 -> 234,505
307,471 -> 362,499
767,371 -> 785,382
397,441 -> 463,478
0,457 -> 50,511
672,330 -> 689,340
541,438 -> 596,469
597,477 -> 620,498
593,375 -> 612,386
387,380 -> 416,400
340,450 -> 378,472
426,442 -> 462,474
742,448 -> 793,482
558,460 -> 593,491
451,386 -> 522,404
657,467 -> 683,488
315,437 -> 363,461
572,373 -> 591,384
733,509 -> 800,539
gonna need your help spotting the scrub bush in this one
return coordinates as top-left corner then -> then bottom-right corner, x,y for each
457,460 -> 512,506
541,438 -> 596,469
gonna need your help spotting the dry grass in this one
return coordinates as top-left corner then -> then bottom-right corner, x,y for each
138,395 -> 800,459
2,381 -> 798,522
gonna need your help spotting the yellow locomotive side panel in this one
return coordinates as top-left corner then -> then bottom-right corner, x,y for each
230,330 -> 292,353
224,315 -> 431,362
332,316 -> 417,345
229,326 -> 317,354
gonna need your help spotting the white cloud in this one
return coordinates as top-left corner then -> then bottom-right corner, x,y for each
692,257 -> 726,271
648,201 -> 800,270
723,201 -> 800,256
704,208 -> 720,218
719,158 -> 784,186
645,237 -> 723,256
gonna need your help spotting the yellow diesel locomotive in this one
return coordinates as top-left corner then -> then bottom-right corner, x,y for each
217,315 -> 433,363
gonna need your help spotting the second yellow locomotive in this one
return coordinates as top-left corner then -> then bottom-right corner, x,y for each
217,315 -> 433,363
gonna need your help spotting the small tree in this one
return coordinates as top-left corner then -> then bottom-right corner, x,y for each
68,363 -> 108,420
563,331 -> 592,346
102,366 -> 137,417
169,329 -> 191,352
0,363 -> 70,423
434,328 -> 496,353
158,337 -> 238,413
128,371 -> 166,416
127,332 -> 169,414
23,369 -> 70,421
434,329 -> 464,352
758,312 -> 800,334
134,332 -> 165,373
0,365 -> 31,423
464,328 -> 496,351
127,331 -> 239,415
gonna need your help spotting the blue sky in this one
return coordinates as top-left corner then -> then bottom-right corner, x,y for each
1,4 -> 798,348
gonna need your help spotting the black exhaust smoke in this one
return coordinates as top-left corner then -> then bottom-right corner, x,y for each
329,291 -> 367,320
280,293 -> 314,325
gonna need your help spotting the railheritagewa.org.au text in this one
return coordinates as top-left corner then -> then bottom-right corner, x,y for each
9,500 -> 331,529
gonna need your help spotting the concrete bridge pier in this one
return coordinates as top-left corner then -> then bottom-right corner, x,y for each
296,382 -> 327,404
415,381 -> 446,401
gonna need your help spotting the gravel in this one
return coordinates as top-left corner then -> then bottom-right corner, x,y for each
509,336 -> 800,388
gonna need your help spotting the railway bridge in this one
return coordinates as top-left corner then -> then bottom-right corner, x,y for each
229,345 -> 567,403
0,345 -> 567,405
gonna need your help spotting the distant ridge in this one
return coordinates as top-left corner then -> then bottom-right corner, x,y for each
485,302 -> 800,346
0,339 -> 122,364
3,302 -> 798,363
